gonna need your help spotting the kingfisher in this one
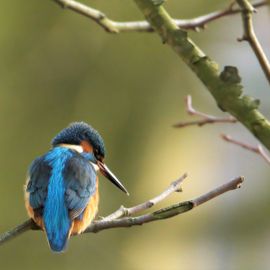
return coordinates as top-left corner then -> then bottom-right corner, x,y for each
24,122 -> 129,252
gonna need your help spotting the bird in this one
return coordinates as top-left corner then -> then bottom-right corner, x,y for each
24,122 -> 129,252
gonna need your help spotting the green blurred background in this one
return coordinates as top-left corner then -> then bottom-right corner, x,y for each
1,0 -> 270,269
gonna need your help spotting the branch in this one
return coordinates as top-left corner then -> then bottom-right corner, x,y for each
237,0 -> 270,84
173,95 -> 237,128
84,176 -> 244,233
52,0 -> 268,33
0,175 -> 243,245
103,173 -> 187,220
191,176 -> 244,206
133,0 -> 270,152
0,219 -> 38,246
221,134 -> 270,165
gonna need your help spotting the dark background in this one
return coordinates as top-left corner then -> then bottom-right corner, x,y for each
0,1 -> 270,269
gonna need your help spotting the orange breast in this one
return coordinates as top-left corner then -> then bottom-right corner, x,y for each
24,178 -> 44,229
70,177 -> 99,235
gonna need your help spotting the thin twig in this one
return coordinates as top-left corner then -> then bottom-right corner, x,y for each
237,0 -> 270,84
84,176 -> 244,233
53,0 -> 268,33
103,173 -> 187,221
191,176 -> 244,206
173,95 -> 237,128
0,219 -> 38,246
221,134 -> 270,165
0,175 -> 243,245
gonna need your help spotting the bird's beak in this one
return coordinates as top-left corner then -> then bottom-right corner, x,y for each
97,161 -> 129,195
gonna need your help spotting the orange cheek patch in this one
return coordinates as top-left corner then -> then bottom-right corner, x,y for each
80,140 -> 93,153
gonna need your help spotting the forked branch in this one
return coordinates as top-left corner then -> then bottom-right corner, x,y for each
85,176 -> 243,233
221,134 -> 270,165
0,175 -> 243,245
237,0 -> 270,84
53,0 -> 268,33
103,173 -> 187,221
173,95 -> 237,128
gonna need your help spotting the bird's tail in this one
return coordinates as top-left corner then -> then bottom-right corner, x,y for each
43,177 -> 71,252
44,216 -> 70,252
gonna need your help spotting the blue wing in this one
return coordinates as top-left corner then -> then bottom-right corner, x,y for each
63,153 -> 97,219
27,149 -> 96,220
27,156 -> 51,215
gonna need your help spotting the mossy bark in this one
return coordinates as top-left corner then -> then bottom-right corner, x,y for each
134,0 -> 270,150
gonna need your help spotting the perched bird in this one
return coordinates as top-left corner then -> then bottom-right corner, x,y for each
24,122 -> 128,252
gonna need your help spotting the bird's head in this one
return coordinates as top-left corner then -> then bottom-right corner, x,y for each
52,122 -> 129,195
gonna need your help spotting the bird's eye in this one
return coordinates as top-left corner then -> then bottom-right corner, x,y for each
94,149 -> 100,159
94,149 -> 103,161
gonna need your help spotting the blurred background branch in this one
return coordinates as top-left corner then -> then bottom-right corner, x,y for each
53,0 -> 268,33
221,134 -> 270,164
173,94 -> 270,164
173,95 -> 237,128
237,0 -> 270,84
0,175 -> 243,245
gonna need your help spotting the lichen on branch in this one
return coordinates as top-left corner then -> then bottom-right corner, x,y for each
0,175 -> 243,244
133,0 -> 270,151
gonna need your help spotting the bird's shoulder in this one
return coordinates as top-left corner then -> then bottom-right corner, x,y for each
26,148 -> 97,212
26,154 -> 51,210
63,151 -> 97,193
62,150 -> 97,219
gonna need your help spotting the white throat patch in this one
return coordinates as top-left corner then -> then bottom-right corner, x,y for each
60,144 -> 99,171
90,162 -> 99,172
59,144 -> 83,153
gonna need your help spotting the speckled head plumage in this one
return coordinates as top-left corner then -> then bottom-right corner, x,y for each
51,121 -> 129,195
52,122 -> 105,159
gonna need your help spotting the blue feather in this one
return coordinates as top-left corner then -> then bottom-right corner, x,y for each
43,147 -> 73,252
